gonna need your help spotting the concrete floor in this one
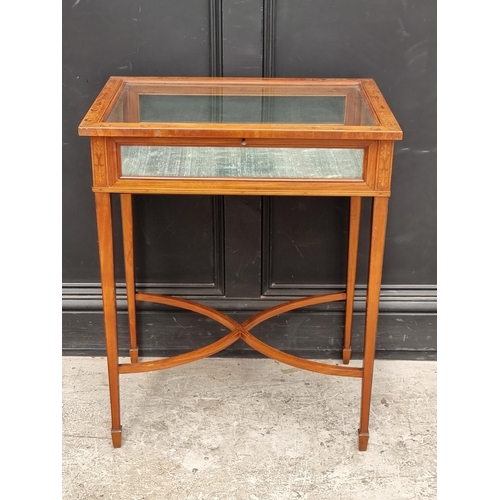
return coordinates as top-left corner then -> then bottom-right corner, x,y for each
62,357 -> 436,499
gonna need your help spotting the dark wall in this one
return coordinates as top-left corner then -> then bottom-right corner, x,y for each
63,1 -> 436,359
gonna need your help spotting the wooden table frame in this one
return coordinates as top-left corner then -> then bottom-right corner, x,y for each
79,77 -> 402,451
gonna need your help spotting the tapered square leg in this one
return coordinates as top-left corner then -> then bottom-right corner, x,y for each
121,194 -> 139,363
343,197 -> 361,365
95,192 -> 122,448
359,197 -> 389,451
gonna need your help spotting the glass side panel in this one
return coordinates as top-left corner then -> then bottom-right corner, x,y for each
105,83 -> 376,126
120,146 -> 364,179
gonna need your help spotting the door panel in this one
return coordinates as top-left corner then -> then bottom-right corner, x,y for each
271,0 -> 437,285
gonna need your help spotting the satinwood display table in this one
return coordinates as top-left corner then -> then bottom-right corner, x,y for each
78,77 -> 402,450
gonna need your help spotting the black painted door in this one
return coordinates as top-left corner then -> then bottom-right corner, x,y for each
63,1 -> 436,359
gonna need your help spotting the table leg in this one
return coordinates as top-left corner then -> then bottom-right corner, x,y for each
95,192 -> 122,448
358,196 -> 389,451
121,194 -> 138,363
343,196 -> 361,365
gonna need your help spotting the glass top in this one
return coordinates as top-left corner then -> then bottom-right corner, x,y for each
105,82 -> 376,126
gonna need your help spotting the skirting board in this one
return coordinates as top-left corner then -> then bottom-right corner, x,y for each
62,284 -> 436,360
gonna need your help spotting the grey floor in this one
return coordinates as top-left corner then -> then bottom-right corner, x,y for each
62,357 -> 436,500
